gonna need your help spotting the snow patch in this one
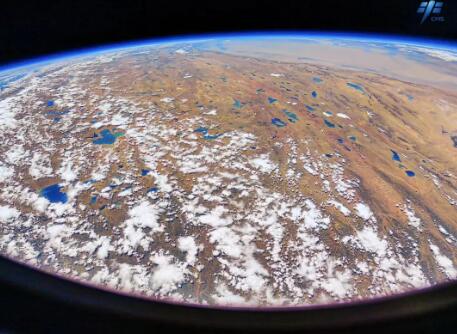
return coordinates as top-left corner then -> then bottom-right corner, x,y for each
327,199 -> 351,216
249,155 -> 277,174
0,205 -> 20,222
354,203 -> 374,221
429,242 -> 457,278
150,254 -> 187,294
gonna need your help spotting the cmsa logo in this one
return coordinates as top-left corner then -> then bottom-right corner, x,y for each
417,1 -> 445,23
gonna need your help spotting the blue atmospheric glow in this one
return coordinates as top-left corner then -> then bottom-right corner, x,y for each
0,31 -> 456,74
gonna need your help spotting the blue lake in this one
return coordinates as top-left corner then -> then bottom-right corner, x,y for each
347,82 -> 365,94
391,150 -> 401,162
93,129 -> 124,145
194,127 -> 208,134
406,170 -> 416,177
233,99 -> 243,109
40,184 -> 68,204
272,118 -> 287,127
203,134 -> 222,140
194,127 -> 221,139
324,119 -> 335,128
282,110 -> 298,123
305,105 -> 315,112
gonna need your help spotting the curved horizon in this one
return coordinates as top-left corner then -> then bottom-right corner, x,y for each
1,31 -> 457,73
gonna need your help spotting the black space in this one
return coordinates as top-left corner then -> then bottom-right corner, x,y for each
1,0 -> 456,65
0,0 -> 457,333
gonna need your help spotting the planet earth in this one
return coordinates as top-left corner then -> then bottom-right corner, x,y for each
0,34 -> 457,307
